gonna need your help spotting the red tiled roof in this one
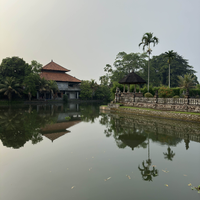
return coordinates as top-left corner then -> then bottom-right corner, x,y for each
40,71 -> 81,83
42,60 -> 70,72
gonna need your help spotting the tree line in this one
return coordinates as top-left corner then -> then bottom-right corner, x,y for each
0,57 -> 59,101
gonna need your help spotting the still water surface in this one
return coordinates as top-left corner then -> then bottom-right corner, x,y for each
0,103 -> 200,200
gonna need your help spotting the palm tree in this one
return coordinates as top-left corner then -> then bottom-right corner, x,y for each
47,80 -> 59,99
0,77 -> 22,101
139,32 -> 159,91
178,73 -> 195,95
164,50 -> 176,88
38,78 -> 49,99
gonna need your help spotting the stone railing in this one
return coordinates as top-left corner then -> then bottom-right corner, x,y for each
116,92 -> 200,106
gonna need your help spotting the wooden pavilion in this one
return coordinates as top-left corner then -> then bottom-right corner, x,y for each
119,71 -> 146,96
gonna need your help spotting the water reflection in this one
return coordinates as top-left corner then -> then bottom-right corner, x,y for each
99,111 -> 200,183
163,147 -> 175,161
138,160 -> 158,181
0,103 -> 101,148
99,111 -> 200,151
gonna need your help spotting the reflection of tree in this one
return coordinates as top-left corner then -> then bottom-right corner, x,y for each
138,160 -> 158,181
163,147 -> 175,161
80,103 -> 100,123
184,134 -> 190,150
100,114 -> 148,149
99,113 -> 183,150
0,106 -> 57,149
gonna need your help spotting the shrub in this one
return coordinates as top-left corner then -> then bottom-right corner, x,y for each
171,88 -> 181,96
65,116 -> 71,120
158,86 -> 174,98
144,92 -> 153,98
172,95 -> 179,98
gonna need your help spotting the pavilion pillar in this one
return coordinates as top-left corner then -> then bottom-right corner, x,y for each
134,85 -> 136,93
123,84 -> 125,93
128,84 -> 130,93
139,85 -> 141,93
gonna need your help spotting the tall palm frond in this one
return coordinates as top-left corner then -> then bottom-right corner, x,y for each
178,73 -> 196,92
164,50 -> 176,87
139,32 -> 159,91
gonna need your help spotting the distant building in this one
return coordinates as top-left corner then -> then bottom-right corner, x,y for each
38,60 -> 81,99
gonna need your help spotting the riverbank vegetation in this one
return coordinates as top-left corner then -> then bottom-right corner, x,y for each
0,57 -> 59,102
0,32 -> 199,102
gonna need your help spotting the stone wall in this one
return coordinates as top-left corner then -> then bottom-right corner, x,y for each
100,106 -> 200,122
115,92 -> 200,113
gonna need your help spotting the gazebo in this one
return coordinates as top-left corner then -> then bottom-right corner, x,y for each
119,71 -> 146,95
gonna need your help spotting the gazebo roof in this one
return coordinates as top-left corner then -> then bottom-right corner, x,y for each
119,71 -> 146,84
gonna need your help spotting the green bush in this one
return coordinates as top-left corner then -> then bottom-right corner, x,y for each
179,89 -> 200,97
63,94 -> 68,103
171,88 -> 181,96
158,86 -> 174,98
144,92 -> 153,98
172,95 -> 179,98
189,89 -> 200,97
65,116 -> 71,120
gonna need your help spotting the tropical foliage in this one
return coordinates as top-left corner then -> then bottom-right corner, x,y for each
0,77 -> 22,101
178,73 -> 196,91
80,80 -> 111,101
23,73 -> 40,101
164,50 -> 176,88
101,51 -> 198,89
139,32 -> 159,91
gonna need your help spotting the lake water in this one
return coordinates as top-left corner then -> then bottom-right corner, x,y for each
0,103 -> 200,200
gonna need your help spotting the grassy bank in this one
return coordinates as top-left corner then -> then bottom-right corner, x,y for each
120,106 -> 200,115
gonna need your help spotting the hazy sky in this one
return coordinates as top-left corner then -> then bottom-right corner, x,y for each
1,0 -> 200,82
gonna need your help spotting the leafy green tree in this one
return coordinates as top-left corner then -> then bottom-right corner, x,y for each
99,74 -> 110,86
164,50 -> 176,88
94,85 -> 111,101
23,73 -> 40,101
30,60 -> 43,74
103,52 -> 148,84
0,57 -> 31,84
178,73 -> 196,93
149,53 -> 197,87
139,32 -> 159,91
0,77 -> 22,101
90,79 -> 98,99
80,80 -> 93,100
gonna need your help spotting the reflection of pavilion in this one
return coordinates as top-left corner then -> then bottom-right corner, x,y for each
41,120 -> 81,142
118,134 -> 146,150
